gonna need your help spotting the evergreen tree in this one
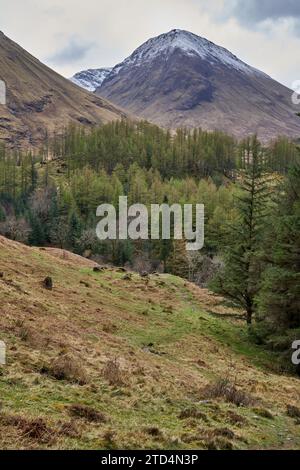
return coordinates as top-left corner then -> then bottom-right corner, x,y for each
211,137 -> 272,324
67,211 -> 83,250
113,240 -> 134,266
28,212 -> 46,246
0,204 -> 6,222
159,195 -> 173,273
257,165 -> 300,328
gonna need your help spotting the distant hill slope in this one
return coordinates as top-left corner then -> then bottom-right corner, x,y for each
0,32 -> 127,149
97,29 -> 300,142
0,235 -> 299,450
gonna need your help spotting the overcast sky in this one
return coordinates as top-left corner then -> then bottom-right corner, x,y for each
0,0 -> 299,87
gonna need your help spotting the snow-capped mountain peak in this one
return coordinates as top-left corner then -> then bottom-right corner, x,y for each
108,29 -> 264,79
96,29 -> 299,141
70,68 -> 112,92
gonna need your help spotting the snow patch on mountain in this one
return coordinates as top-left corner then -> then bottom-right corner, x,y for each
70,68 -> 112,91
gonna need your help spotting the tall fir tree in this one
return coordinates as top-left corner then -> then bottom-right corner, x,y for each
211,137 -> 272,324
67,211 -> 83,250
257,165 -> 300,329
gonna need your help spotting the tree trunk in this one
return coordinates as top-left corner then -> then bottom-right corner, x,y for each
246,309 -> 253,325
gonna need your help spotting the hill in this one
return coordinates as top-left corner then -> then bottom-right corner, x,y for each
0,235 -> 299,449
0,32 -> 127,149
96,29 -> 300,142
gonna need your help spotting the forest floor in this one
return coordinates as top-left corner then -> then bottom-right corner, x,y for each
0,235 -> 299,450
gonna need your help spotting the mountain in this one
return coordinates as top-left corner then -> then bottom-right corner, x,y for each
0,234 -> 300,449
70,67 -> 113,91
0,32 -> 126,148
97,29 -> 300,141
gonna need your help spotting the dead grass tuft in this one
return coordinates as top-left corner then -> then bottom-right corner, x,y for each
226,410 -> 247,426
40,354 -> 88,385
0,414 -> 54,443
181,427 -> 235,450
212,427 -> 235,439
102,429 -> 116,446
144,426 -> 163,438
22,418 -> 52,442
201,378 -> 255,407
253,408 -> 274,420
287,405 -> 300,419
68,404 -> 108,423
102,323 -> 118,334
205,436 -> 234,450
178,408 -> 209,422
102,359 -> 127,387
16,323 -> 49,349
56,420 -> 80,438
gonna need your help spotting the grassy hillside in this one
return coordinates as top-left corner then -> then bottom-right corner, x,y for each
0,235 -> 299,450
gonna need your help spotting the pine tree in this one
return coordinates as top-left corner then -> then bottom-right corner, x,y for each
168,239 -> 189,278
113,240 -> 134,266
67,211 -> 83,250
257,165 -> 300,328
28,212 -> 46,246
211,137 -> 272,324
0,205 -> 6,222
159,195 -> 173,273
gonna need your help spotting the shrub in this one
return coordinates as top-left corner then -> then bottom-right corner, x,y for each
201,378 -> 255,407
287,405 -> 300,419
102,359 -> 127,387
41,354 -> 87,385
68,404 -> 108,423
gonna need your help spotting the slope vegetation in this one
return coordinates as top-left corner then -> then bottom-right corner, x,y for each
0,236 -> 299,450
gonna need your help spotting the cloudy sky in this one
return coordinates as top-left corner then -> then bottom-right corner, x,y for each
0,0 -> 299,87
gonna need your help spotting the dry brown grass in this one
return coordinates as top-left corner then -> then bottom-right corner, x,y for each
68,405 -> 108,423
143,426 -> 163,438
56,420 -> 80,438
226,410 -> 247,426
40,354 -> 88,385
201,378 -> 256,407
178,408 -> 209,422
252,408 -> 274,419
181,427 -> 236,450
287,405 -> 300,419
16,322 -> 50,349
102,359 -> 128,387
0,414 -> 54,444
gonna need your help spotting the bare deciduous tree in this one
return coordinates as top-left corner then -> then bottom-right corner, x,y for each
0,216 -> 31,242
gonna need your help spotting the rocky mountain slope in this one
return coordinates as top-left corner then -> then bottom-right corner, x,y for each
0,235 -> 299,449
70,68 -> 112,91
96,29 -> 300,141
0,32 -> 126,149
